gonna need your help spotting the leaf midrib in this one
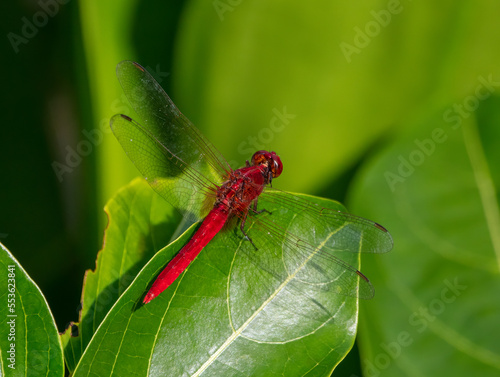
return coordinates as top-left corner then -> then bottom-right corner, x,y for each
390,282 -> 500,370
191,222 -> 344,376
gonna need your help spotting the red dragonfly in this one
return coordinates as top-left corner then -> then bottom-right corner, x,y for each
110,61 -> 392,305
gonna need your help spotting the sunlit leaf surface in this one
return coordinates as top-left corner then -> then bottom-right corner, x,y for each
0,243 -> 64,377
72,188 -> 363,376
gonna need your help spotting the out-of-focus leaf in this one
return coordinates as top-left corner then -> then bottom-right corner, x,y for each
60,178 -> 179,373
0,243 -> 64,377
71,190 -> 364,376
349,95 -> 500,376
173,1 -> 500,193
78,0 -> 140,221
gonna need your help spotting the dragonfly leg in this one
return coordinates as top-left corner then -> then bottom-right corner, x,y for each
252,198 -> 272,215
255,207 -> 271,215
239,212 -> 258,250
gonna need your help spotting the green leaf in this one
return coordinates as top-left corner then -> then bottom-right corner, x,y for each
78,0 -> 142,228
60,178 -> 180,373
0,243 -> 64,377
72,189 -> 362,376
349,96 -> 500,376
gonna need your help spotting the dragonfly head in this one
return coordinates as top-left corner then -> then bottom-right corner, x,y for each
251,150 -> 283,179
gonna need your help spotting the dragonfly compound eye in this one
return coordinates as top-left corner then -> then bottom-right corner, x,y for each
251,151 -> 283,178
270,153 -> 283,178
251,150 -> 267,166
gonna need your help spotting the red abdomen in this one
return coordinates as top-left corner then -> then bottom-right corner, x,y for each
143,206 -> 228,303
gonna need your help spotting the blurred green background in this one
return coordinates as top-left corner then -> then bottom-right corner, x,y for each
1,0 -> 499,376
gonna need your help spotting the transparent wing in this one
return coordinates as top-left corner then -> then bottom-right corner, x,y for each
259,188 -> 393,254
110,61 -> 231,221
240,189 -> 393,299
111,60 -> 392,299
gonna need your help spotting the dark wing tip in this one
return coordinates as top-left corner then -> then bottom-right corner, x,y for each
110,114 -> 134,131
131,61 -> 146,71
356,270 -> 370,283
116,60 -> 146,80
374,222 -> 388,232
373,222 -> 394,253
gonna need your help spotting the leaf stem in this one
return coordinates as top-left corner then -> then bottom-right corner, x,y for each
462,116 -> 500,271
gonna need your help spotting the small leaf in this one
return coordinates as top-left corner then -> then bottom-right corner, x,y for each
349,96 -> 500,376
72,190 -> 361,376
0,243 -> 64,377
60,178 -> 180,373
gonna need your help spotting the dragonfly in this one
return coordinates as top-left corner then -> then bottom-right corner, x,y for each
110,61 -> 393,305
